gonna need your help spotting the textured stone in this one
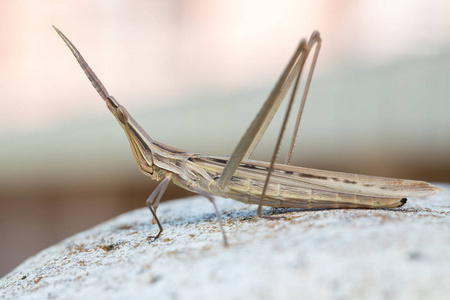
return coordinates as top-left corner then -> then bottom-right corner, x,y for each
1,184 -> 449,300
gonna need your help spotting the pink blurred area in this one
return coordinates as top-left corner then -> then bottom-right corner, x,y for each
1,0 -> 450,278
2,0 -> 449,131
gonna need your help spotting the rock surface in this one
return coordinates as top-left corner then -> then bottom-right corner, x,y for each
1,184 -> 449,300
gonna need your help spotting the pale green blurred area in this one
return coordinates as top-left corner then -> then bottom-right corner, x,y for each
1,0 -> 450,277
2,55 -> 450,184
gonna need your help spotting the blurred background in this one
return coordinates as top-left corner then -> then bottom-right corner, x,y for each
1,0 -> 449,277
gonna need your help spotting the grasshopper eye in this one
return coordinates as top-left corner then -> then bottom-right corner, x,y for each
116,106 -> 128,124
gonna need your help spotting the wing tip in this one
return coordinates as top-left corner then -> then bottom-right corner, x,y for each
404,181 -> 445,197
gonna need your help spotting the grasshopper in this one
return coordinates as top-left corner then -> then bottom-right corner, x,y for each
53,26 -> 441,245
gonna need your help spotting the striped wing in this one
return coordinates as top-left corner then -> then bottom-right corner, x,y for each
187,154 -> 441,208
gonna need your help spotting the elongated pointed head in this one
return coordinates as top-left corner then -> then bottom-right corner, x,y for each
53,26 -> 155,176
105,96 -> 155,176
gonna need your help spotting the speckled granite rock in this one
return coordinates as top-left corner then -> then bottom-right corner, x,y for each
1,184 -> 449,300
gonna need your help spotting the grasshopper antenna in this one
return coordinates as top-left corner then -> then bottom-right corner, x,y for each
52,25 -> 110,102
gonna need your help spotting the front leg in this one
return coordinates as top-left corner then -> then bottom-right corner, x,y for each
145,175 -> 172,241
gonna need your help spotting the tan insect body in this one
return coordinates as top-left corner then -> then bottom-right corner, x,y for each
53,26 -> 442,244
